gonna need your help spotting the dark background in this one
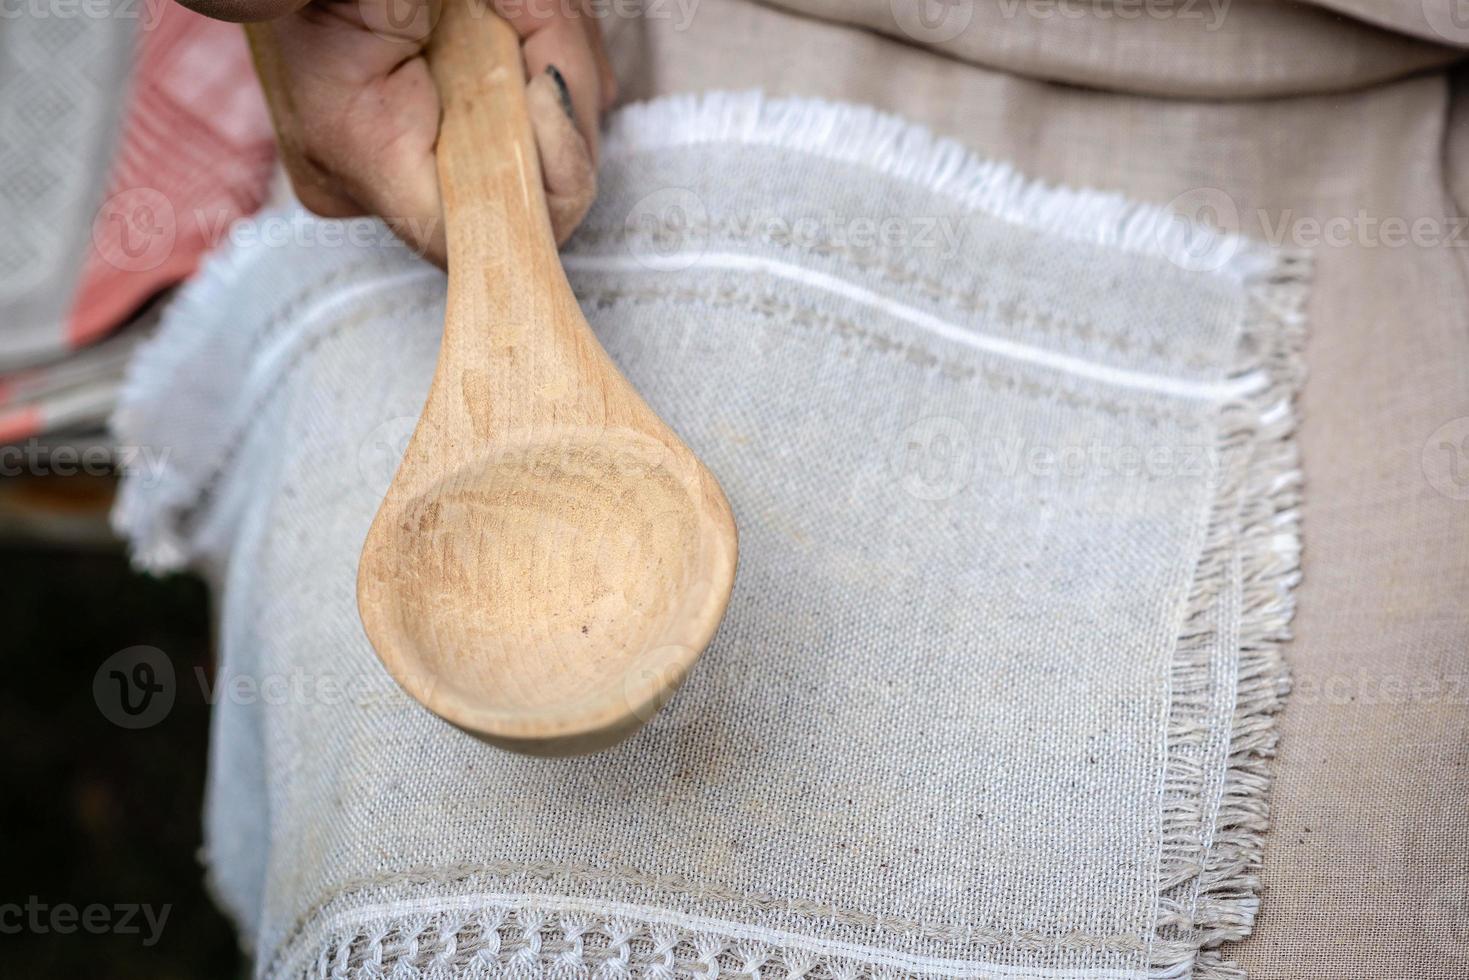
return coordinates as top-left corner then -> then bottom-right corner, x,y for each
1,479 -> 244,978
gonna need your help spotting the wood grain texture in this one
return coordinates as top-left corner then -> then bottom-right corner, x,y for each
352,0 -> 738,755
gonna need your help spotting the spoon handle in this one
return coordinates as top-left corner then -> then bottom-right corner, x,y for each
427,0 -> 554,279
424,0 -> 628,449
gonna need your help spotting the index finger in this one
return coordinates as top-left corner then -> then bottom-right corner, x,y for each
490,0 -> 609,158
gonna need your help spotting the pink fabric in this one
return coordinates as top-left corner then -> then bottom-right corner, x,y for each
69,4 -> 275,351
0,405 -> 42,444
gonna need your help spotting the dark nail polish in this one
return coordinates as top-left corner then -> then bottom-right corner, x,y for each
546,65 -> 574,121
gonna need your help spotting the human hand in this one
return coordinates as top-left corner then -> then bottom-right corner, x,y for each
184,0 -> 615,264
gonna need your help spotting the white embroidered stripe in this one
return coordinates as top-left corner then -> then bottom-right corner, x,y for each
562,251 -> 1266,403
295,891 -> 1149,980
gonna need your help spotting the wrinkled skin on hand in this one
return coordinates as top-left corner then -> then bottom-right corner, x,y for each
185,0 -> 615,263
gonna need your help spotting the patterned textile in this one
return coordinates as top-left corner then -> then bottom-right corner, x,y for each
0,3 -> 273,438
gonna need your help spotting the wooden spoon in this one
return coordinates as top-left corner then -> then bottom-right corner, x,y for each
343,1 -> 738,754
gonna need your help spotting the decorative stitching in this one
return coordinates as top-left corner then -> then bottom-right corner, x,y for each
296,902 -> 1154,980
270,859 -> 1155,970
578,279 -> 1191,428
577,219 -> 1216,373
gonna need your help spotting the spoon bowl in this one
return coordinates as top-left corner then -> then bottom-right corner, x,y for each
359,428 -> 735,754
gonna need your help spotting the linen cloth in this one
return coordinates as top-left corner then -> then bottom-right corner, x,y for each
114,91 -> 1305,978
603,3 -> 1469,976
771,0 -> 1461,98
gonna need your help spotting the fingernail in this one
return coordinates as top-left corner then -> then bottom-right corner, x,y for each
546,65 -> 574,121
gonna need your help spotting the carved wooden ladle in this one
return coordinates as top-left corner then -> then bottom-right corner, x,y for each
251,1 -> 738,755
